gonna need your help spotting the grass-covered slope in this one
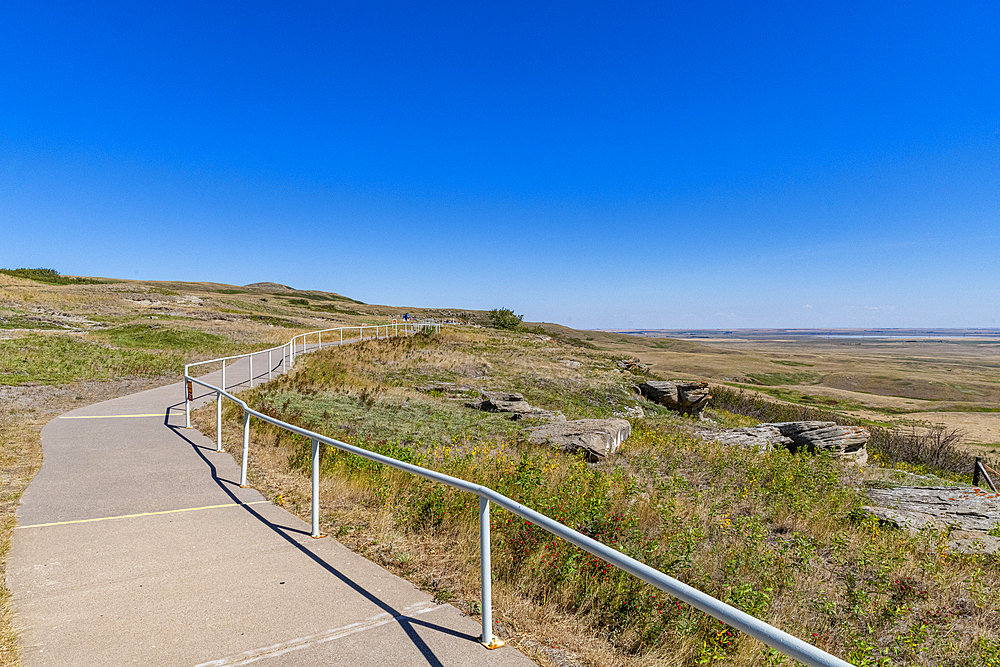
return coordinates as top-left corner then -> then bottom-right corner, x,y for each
200,328 -> 1000,667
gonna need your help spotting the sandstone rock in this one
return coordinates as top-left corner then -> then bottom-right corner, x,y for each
467,391 -> 565,422
765,421 -> 869,465
947,530 -> 1000,555
697,420 -> 869,464
616,357 -> 647,371
528,418 -> 631,462
709,425 -> 793,449
865,486 -> 1000,533
638,381 -> 711,416
864,485 -> 1000,554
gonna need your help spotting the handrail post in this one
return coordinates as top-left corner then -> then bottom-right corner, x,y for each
268,349 -> 272,380
240,411 -> 250,487
249,353 -> 253,388
479,496 -> 502,648
340,328 -> 343,344
319,331 -> 322,349
221,360 -> 226,393
216,392 -> 223,453
975,457 -> 981,488
311,438 -> 322,538
184,365 -> 191,428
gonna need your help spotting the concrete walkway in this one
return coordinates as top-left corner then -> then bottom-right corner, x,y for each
8,342 -> 534,666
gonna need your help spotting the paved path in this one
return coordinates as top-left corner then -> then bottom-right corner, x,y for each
8,342 -> 533,666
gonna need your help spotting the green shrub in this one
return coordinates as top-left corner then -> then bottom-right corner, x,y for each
0,268 -> 104,285
488,308 -> 523,330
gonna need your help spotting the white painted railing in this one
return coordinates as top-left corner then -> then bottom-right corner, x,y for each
182,321 -> 852,666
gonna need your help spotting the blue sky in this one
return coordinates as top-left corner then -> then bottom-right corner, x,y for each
2,1 -> 998,329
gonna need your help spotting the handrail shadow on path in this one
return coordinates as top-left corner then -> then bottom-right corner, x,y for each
164,415 -> 472,667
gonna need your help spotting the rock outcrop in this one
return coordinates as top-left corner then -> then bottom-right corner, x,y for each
467,391 -> 566,422
698,421 -> 869,465
773,421 -> 869,465
616,357 -> 647,372
710,425 -> 793,449
528,419 -> 631,462
864,486 -> 1000,554
637,381 -> 711,416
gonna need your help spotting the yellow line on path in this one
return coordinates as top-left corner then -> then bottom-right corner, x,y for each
59,413 -> 170,419
17,501 -> 270,529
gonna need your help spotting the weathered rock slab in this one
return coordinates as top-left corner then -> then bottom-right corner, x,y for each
866,486 -> 1000,533
698,420 -> 869,464
467,391 -> 566,422
762,421 -> 870,465
638,381 -> 711,416
864,485 -> 1000,554
528,419 -> 631,462
709,425 -> 793,449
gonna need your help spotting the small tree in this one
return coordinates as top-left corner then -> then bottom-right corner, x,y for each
488,308 -> 524,330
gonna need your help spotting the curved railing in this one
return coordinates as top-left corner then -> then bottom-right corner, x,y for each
182,321 -> 852,666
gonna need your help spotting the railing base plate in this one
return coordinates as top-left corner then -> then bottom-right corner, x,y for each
481,638 -> 506,650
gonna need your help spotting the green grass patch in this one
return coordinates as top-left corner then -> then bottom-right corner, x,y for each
770,359 -> 815,367
743,371 -> 818,386
0,334 -> 180,384
730,384 -> 865,411
307,303 -> 362,316
0,310 -> 69,330
0,268 -> 104,285
248,314 -> 302,328
253,389 -> 525,447
89,324 -> 227,352
279,291 -> 366,305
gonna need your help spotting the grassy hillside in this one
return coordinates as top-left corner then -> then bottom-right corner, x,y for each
4,270 -> 1000,667
198,327 -> 1000,667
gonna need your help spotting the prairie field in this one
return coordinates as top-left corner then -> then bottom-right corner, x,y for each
548,325 -> 1000,454
3,269 -> 1000,666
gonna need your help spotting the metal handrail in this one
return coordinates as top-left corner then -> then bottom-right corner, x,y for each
182,322 -> 852,666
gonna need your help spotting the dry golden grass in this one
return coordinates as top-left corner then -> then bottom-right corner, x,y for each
0,412 -> 41,667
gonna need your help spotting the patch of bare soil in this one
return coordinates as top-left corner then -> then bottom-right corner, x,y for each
898,412 -> 1000,448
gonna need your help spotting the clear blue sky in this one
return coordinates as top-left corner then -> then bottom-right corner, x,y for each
2,1 -> 998,329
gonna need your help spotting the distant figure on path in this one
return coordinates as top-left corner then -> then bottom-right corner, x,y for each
403,313 -> 410,321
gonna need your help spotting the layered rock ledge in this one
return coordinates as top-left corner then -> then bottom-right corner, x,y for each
466,391 -> 566,422
699,421 -> 869,465
637,381 -> 711,417
528,419 -> 631,462
864,486 -> 1000,554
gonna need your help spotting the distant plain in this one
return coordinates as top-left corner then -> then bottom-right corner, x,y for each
587,327 -> 1000,451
